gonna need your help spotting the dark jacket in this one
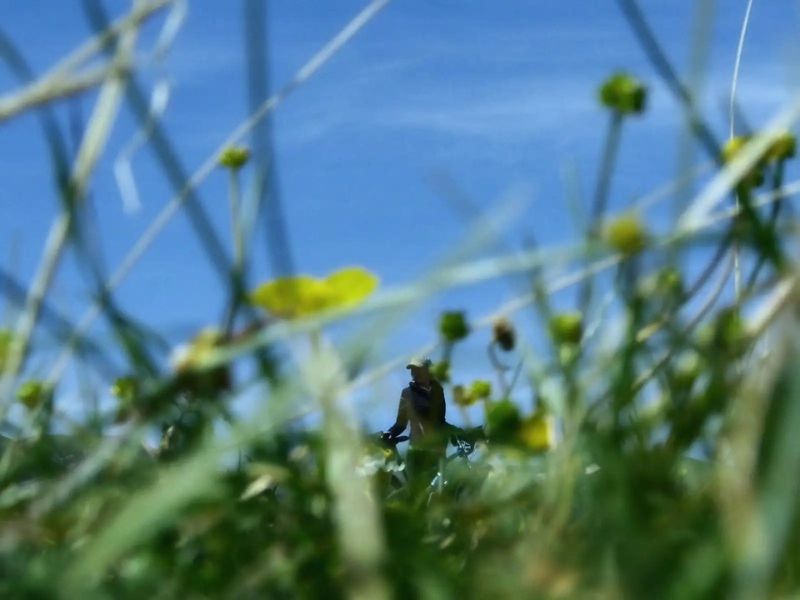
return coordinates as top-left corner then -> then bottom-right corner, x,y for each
387,379 -> 447,448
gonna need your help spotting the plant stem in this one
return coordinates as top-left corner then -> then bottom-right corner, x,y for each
579,111 -> 623,315
746,162 -> 786,291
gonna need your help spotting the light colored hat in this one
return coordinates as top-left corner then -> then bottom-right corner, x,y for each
406,356 -> 432,369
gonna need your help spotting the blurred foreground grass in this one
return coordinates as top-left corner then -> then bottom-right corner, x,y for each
3,1 -> 800,598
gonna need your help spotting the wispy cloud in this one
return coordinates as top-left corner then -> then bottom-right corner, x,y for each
373,80 -> 598,138
155,4 -> 800,160
278,54 -> 800,155
280,70 -> 603,149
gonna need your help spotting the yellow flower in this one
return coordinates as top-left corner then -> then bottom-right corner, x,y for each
325,267 -> 380,309
250,266 -> 378,319
519,410 -> 555,452
170,328 -> 224,372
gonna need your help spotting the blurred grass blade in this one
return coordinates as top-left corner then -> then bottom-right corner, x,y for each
47,0 -> 392,384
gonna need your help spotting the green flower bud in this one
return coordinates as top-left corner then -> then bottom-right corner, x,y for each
17,380 -> 52,410
439,311 -> 470,343
430,360 -> 450,383
469,379 -> 492,401
486,399 -> 521,443
453,384 -> 472,407
658,267 -> 683,298
599,72 -> 647,115
558,343 -> 580,368
673,351 -> 702,392
218,146 -> 250,170
548,312 -> 583,345
111,376 -> 138,403
604,213 -> 649,256
697,308 -> 749,357
716,308 -> 748,353
637,267 -> 684,305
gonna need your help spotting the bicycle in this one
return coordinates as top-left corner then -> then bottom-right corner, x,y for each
376,425 -> 485,502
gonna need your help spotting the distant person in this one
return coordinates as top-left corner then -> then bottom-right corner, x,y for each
384,357 -> 448,488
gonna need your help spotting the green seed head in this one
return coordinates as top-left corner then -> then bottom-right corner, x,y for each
430,360 -> 450,383
558,343 -> 580,368
673,351 -> 702,391
658,267 -> 683,297
439,311 -> 470,343
638,267 -> 684,304
219,146 -> 250,170
16,380 -> 52,410
716,308 -> 748,351
599,72 -> 647,115
111,376 -> 139,403
604,213 -> 649,256
548,312 -> 583,345
469,379 -> 492,402
453,384 -> 472,407
486,399 -> 522,443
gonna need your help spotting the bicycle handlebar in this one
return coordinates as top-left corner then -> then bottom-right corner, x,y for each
379,433 -> 409,445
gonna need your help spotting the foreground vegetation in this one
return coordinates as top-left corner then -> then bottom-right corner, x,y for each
2,1 -> 800,598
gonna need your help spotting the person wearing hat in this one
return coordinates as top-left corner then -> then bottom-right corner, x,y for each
384,357 -> 448,489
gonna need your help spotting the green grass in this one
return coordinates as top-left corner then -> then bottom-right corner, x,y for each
2,1 -> 800,598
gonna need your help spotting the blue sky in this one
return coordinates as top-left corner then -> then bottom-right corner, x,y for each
0,1 -> 799,429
